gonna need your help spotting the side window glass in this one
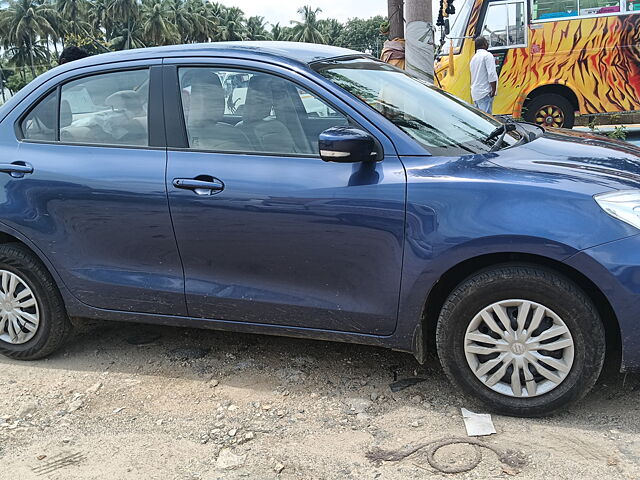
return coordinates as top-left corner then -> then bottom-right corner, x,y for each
481,1 -> 526,48
507,2 -> 526,45
482,4 -> 508,48
60,69 -> 149,146
21,90 -> 58,141
179,67 -> 349,155
532,0 -> 624,19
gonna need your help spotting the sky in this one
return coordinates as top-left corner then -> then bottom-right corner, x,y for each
219,0 -> 387,26
220,0 -> 450,34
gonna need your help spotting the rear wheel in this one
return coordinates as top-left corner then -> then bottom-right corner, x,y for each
0,244 -> 71,360
436,265 -> 605,416
524,93 -> 575,129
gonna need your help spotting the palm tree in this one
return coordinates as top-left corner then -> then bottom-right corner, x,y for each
167,0 -> 192,43
57,0 -> 91,37
108,0 -> 139,48
245,15 -> 270,41
109,18 -> 145,49
88,0 -> 112,38
140,0 -> 177,46
217,6 -> 246,41
189,0 -> 217,42
318,18 -> 343,45
290,6 -> 325,44
0,0 -> 58,75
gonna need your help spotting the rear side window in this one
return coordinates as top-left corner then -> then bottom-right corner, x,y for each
60,69 -> 149,146
21,90 -> 58,141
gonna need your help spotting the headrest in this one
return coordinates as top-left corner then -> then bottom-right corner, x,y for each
105,90 -> 144,113
243,75 -> 275,123
186,70 -> 225,127
60,99 -> 72,128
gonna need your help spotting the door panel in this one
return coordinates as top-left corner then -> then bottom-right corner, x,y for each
167,151 -> 405,334
11,142 -> 186,315
1,63 -> 186,315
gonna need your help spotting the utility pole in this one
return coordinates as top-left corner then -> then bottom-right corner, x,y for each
387,0 -> 404,39
405,0 -> 435,83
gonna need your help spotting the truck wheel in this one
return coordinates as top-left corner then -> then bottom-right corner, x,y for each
524,93 -> 575,129
0,244 -> 71,360
436,265 -> 605,417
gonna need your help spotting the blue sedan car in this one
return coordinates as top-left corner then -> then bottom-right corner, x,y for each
1,42 -> 640,416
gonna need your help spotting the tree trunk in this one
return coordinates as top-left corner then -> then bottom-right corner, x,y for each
387,0 -> 404,39
44,37 -> 52,64
405,0 -> 435,83
0,64 -> 5,103
28,43 -> 36,77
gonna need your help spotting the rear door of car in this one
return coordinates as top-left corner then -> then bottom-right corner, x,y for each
0,59 -> 186,315
163,57 -> 406,335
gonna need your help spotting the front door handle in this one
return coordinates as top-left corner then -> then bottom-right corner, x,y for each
0,162 -> 33,178
173,177 -> 224,196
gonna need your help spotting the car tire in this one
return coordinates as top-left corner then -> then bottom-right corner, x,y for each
0,243 -> 71,360
436,264 -> 605,417
524,93 -> 575,129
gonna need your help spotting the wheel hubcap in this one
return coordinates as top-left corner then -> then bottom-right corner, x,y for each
534,105 -> 564,127
464,299 -> 574,398
0,270 -> 40,345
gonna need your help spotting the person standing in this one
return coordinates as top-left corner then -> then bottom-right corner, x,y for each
469,37 -> 498,114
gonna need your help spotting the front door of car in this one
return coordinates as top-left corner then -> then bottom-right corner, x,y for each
164,62 -> 406,335
4,62 -> 186,315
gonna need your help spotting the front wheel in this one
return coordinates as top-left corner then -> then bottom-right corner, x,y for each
523,93 -> 575,129
436,265 -> 605,416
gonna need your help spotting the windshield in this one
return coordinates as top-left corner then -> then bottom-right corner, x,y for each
313,58 -> 518,156
439,0 -> 473,55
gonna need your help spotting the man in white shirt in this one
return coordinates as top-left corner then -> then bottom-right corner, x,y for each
469,37 -> 498,114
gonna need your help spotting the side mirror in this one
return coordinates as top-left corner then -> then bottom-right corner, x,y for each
319,126 -> 380,163
444,19 -> 450,35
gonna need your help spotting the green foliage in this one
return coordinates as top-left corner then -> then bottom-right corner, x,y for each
0,0 -> 389,77
6,69 -> 34,93
587,115 -> 628,141
290,6 -> 325,43
608,125 -> 627,140
336,16 -> 386,57
246,16 -> 270,41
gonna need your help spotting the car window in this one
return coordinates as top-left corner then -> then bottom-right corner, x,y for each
21,90 -> 58,141
60,69 -> 149,146
179,67 -> 348,155
481,1 -> 526,49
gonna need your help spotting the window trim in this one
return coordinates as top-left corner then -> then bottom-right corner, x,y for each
15,65 -> 162,150
165,63 -> 372,158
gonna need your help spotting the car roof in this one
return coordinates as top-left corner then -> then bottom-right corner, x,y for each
0,42 -> 370,124
62,42 -> 363,70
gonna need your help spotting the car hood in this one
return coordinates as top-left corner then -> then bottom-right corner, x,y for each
487,128 -> 640,192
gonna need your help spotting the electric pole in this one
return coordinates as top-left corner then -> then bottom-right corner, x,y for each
387,0 -> 404,39
405,0 -> 435,83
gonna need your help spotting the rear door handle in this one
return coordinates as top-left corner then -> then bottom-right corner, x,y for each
173,177 -> 224,196
0,162 -> 33,178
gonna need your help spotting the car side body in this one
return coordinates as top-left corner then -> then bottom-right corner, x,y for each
2,42 -> 640,378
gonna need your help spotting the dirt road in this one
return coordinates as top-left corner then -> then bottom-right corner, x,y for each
1,321 -> 639,479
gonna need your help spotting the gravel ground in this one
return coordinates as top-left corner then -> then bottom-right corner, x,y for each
1,321 -> 639,479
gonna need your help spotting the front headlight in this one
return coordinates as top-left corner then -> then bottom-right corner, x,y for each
594,190 -> 640,230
